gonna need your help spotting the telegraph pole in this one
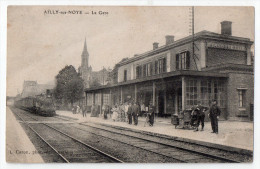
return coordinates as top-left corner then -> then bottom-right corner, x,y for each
192,6 -> 194,64
190,6 -> 198,70
103,66 -> 104,85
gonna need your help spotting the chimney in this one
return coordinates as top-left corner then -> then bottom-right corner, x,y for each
165,35 -> 174,45
153,42 -> 159,50
221,21 -> 232,36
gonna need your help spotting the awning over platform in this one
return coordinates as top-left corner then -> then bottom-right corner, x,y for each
85,70 -> 228,92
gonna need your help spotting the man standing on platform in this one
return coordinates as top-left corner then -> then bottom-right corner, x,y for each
148,101 -> 155,126
132,102 -> 140,125
140,102 -> 146,117
194,102 -> 208,132
209,100 -> 221,134
127,102 -> 133,124
82,105 -> 87,117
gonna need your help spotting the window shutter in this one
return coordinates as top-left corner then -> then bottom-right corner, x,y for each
186,51 -> 190,69
124,70 -> 127,81
163,58 -> 166,72
155,61 -> 158,74
150,63 -> 153,75
143,65 -> 146,77
176,54 -> 179,70
136,66 -> 139,79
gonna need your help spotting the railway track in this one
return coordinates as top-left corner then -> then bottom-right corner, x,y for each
13,108 -> 252,163
13,108 -> 185,163
80,123 -> 252,162
13,109 -> 124,163
54,116 -> 253,163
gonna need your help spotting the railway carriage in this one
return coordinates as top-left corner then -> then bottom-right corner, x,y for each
14,96 -> 56,117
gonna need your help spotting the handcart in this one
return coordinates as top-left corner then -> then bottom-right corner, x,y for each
171,109 -> 193,129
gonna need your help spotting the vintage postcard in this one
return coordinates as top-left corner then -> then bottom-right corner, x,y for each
6,6 -> 254,163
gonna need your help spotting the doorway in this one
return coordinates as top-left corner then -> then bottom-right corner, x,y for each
158,90 -> 165,117
177,88 -> 182,112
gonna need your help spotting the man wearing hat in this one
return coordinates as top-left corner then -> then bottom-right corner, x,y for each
132,102 -> 140,125
127,102 -> 133,124
148,101 -> 155,126
209,100 -> 221,134
194,102 -> 209,132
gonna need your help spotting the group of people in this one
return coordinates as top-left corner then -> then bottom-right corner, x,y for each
190,100 -> 221,134
72,105 -> 87,117
109,101 -> 155,126
73,99 -> 221,134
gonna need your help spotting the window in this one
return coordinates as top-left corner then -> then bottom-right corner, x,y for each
176,51 -> 190,70
158,58 -> 166,74
147,62 -> 152,76
143,62 -> 152,77
186,80 -> 198,106
103,94 -> 110,106
95,93 -> 101,105
200,80 -> 212,106
238,89 -> 246,108
124,70 -> 127,82
87,93 -> 93,105
213,80 -> 225,107
136,65 -> 142,79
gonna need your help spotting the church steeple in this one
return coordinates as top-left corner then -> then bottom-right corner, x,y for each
81,38 -> 89,68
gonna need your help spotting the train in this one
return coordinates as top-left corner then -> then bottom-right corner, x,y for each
14,96 -> 56,117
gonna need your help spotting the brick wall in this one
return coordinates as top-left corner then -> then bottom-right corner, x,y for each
226,72 -> 254,121
207,48 -> 247,67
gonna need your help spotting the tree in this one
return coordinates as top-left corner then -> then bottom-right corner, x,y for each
90,78 -> 101,88
53,65 -> 84,106
107,63 -> 119,85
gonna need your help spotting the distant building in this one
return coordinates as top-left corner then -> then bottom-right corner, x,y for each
85,21 -> 254,121
78,39 -> 111,88
21,81 -> 54,98
6,96 -> 15,106
91,68 -> 111,86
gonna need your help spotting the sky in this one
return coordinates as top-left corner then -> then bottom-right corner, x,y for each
7,6 -> 254,96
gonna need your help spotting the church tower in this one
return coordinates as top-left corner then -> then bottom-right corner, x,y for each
81,38 -> 89,68
79,38 -> 92,88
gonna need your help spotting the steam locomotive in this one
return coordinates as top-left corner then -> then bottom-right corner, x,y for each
14,96 -> 56,117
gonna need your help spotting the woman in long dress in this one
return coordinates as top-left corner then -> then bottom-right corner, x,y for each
111,105 -> 119,122
103,105 -> 109,119
119,103 -> 125,122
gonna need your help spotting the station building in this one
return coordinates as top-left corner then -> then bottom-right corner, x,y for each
85,21 -> 254,121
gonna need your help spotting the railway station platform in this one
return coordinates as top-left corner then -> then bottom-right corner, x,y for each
56,111 -> 253,152
6,106 -> 44,163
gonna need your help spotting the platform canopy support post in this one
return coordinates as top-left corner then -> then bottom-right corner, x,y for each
182,77 -> 186,111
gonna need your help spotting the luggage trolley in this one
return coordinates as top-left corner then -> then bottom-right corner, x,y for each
171,109 -> 193,129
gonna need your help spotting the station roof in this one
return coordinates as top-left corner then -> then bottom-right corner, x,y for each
85,70 -> 228,92
118,30 -> 253,67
